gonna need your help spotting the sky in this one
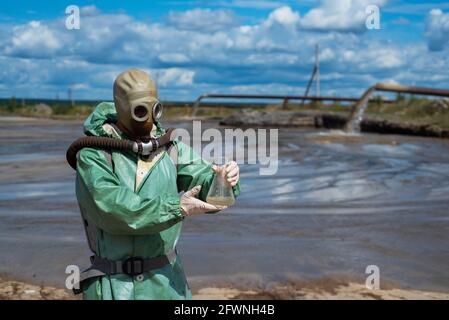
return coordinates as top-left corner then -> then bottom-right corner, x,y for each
0,0 -> 449,101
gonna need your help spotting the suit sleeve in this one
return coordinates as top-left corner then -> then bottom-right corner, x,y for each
76,148 -> 183,235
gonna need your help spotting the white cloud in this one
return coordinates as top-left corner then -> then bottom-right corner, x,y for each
300,0 -> 387,32
5,20 -> 62,57
318,47 -> 335,62
338,45 -> 404,70
80,5 -> 101,16
264,6 -> 300,27
226,6 -> 303,53
167,8 -> 238,31
228,83 -> 308,96
425,9 -> 449,51
392,17 -> 411,25
0,4 -> 448,100
158,53 -> 190,63
157,68 -> 195,87
217,0 -> 287,10
384,2 -> 449,14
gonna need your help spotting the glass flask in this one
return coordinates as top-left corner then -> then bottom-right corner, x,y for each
206,161 -> 235,207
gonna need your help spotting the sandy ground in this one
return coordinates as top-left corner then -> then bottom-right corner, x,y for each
1,277 -> 448,300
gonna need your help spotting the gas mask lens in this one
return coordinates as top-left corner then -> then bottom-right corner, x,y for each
133,105 -> 149,121
131,100 -> 163,122
152,101 -> 163,120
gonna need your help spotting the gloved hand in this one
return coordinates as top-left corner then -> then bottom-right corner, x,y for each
180,185 -> 227,217
212,161 -> 240,187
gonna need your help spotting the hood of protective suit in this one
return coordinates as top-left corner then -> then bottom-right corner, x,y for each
83,102 -> 164,138
113,69 -> 161,141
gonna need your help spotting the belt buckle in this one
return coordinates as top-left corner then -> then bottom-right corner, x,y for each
123,256 -> 144,276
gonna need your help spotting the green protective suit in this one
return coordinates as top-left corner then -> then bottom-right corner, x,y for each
75,102 -> 240,300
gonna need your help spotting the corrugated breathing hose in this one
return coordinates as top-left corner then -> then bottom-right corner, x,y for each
66,128 -> 175,170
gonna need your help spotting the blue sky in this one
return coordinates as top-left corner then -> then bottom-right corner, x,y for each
0,0 -> 449,101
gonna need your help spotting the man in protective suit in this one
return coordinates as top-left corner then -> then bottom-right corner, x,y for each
73,69 -> 240,299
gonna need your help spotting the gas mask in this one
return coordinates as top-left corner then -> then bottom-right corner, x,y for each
66,69 -> 173,170
113,69 -> 163,141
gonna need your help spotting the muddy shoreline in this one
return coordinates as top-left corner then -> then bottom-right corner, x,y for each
220,110 -> 449,138
2,276 -> 448,300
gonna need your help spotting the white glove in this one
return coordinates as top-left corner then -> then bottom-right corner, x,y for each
180,185 -> 227,217
212,161 -> 240,187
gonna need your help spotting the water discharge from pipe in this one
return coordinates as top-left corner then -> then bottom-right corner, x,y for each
344,83 -> 449,133
344,86 -> 376,133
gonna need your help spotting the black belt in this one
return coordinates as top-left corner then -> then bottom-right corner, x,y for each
73,249 -> 177,294
90,249 -> 177,276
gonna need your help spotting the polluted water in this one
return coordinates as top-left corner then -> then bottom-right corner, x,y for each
206,163 -> 235,206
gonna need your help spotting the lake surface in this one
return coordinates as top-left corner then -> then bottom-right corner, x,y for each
0,117 -> 448,292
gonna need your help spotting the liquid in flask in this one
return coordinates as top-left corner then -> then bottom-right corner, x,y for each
206,169 -> 235,206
